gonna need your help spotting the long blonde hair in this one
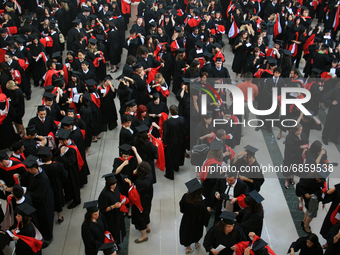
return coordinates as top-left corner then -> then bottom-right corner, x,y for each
61,2 -> 69,11
155,73 -> 165,84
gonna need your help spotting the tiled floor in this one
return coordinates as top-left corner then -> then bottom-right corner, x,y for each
2,4 -> 340,255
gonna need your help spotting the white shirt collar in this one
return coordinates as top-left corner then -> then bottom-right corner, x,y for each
172,115 -> 179,118
16,196 -> 25,204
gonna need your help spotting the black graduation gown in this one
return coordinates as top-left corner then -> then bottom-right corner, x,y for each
112,156 -> 137,196
163,116 -> 187,180
146,101 -> 169,137
132,173 -> 154,231
119,127 -> 134,146
8,88 -> 25,122
131,73 -> 148,105
203,225 -> 247,255
289,236 -> 323,255
41,162 -> 68,212
237,207 -> 264,236
232,38 -> 249,74
98,86 -> 118,126
29,42 -> 46,82
15,223 -> 42,255
90,93 -> 103,136
297,117 -> 322,140
135,141 -> 158,184
81,215 -> 109,255
0,103 -> 20,150
98,186 -> 126,244
22,170 -> 54,241
325,223 -> 340,255
28,115 -> 56,136
79,105 -> 93,148
173,59 -> 185,94
320,185 -> 340,239
0,161 -> 28,189
322,88 -> 340,141
179,193 -> 210,247
107,29 -> 121,65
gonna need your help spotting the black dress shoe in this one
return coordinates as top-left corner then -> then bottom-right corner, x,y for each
58,216 -> 64,224
164,174 -> 174,180
67,202 -> 80,209
255,127 -> 261,131
322,138 -> 329,145
26,95 -> 31,100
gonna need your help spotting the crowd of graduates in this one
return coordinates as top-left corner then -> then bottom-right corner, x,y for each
0,0 -> 339,254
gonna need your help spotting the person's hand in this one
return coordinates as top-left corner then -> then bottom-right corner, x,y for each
290,251 -> 295,255
231,197 -> 238,203
238,42 -> 242,46
5,187 -> 12,193
238,175 -> 247,181
60,110 -> 65,116
211,249 -> 219,255
123,160 -> 129,166
300,145 -> 308,150
113,202 -> 121,208
208,133 -> 214,138
60,70 -> 64,76
161,62 -> 165,67
124,178 -> 132,186
131,146 -> 137,153
238,150 -> 247,157
60,146 -> 67,155
231,246 -> 236,251
12,236 -> 19,241
332,100 -> 338,105
224,151 -> 231,156
305,193 -> 311,199
158,114 -> 162,117
248,232 -> 255,239
244,246 -> 252,255
33,56 -> 37,59
320,149 -> 326,155
193,95 -> 198,103
215,192 -> 220,199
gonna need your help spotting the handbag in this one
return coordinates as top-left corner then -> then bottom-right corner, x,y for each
191,139 -> 209,166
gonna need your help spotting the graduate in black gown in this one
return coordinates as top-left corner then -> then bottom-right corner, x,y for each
21,155 -> 54,248
146,93 -> 169,138
119,115 -> 134,146
79,92 -> 94,155
28,105 -> 57,137
98,173 -> 126,246
81,201 -> 117,255
203,211 -> 247,255
179,178 -> 210,254
98,75 -> 118,131
87,80 -> 103,141
38,146 -> 68,224
124,162 -> 153,244
325,221 -> 340,255
289,233 -> 323,255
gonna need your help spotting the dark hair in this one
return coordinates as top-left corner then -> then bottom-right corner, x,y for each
186,188 -> 203,204
306,233 -> 319,244
244,196 -> 264,216
274,67 -> 282,73
106,180 -> 117,189
16,213 -> 31,227
122,114 -> 132,124
135,131 -> 149,147
289,123 -> 302,134
170,105 -> 178,115
41,153 -> 53,162
126,55 -> 137,65
221,107 -> 231,115
12,184 -> 23,199
84,211 -> 97,225
136,161 -> 152,178
11,141 -> 23,152
130,28 -> 136,34
309,140 -> 322,155
217,220 -> 236,237
245,72 -> 253,80
207,149 -> 223,161
77,32 -> 85,41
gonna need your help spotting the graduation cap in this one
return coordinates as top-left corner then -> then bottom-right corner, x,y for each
82,60 -> 90,66
85,79 -> 97,87
159,9 -> 166,15
274,39 -> 284,46
210,140 -> 223,151
311,68 -> 322,75
116,74 -> 125,80
71,70 -> 81,77
249,190 -> 264,204
332,58 -> 339,63
37,146 -> 52,157
149,21 -> 157,27
102,173 -> 116,182
220,211 -> 237,224
83,200 -> 99,213
252,239 -> 268,252
182,77 -> 191,85
14,37 -> 26,44
215,57 -> 223,62
37,105 -> 47,112
88,38 -> 98,45
104,75 -> 112,80
0,153 -> 9,161
89,14 -> 97,20
83,92 -> 92,102
61,116 -> 74,126
244,145 -> 258,155
96,34 -> 105,41
220,193 -> 230,200
185,178 -> 202,193
212,43 -> 222,49
316,166 -> 331,180
241,20 -> 251,25
119,144 -> 132,154
282,49 -> 292,56
22,155 -> 39,168
30,33 -> 39,40
0,28 -> 7,34
267,57 -> 277,65
98,242 -> 116,252
57,128 -> 71,140
133,63 -> 142,70
135,125 -> 149,133
174,26 -> 182,32
300,5 -> 308,10
203,51 -> 212,59
44,85 -> 55,93
43,92 -> 56,101
177,48 -> 185,53
153,92 -> 160,99
171,9 -> 178,16
6,1 -> 14,8
51,52 -> 61,59
26,125 -> 37,135
17,203 -> 36,216
82,6 -> 91,12
106,11 -> 114,17
195,40 -> 204,48
125,99 -> 136,107
314,37 -> 322,43
66,108 -> 75,114
53,77 -> 65,87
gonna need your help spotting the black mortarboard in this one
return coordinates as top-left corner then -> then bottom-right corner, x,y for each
0,28 -> 7,34
316,166 -> 331,179
66,108 -> 75,113
174,26 -> 182,32
244,145 -> 258,154
37,105 -> 46,112
335,183 -> 340,197
149,21 -> 157,27
153,92 -> 160,99
83,92 -> 92,102
212,43 -> 222,48
22,155 -> 39,168
177,48 -> 185,53
14,37 -> 26,44
96,34 -> 105,41
82,6 -> 91,12
37,146 -> 52,157
61,116 -> 74,126
300,5 -> 308,10
249,190 -> 264,204
203,51 -> 212,59
119,144 -> 132,153
324,29 -> 332,33
267,57 -> 277,65
0,153 -> 9,161
53,77 -> 65,87
116,74 -> 124,80
304,110 -> 314,119
125,99 -> 136,107
185,178 -> 202,193
43,92 -> 56,101
44,85 -> 55,93
210,140 -> 223,151
71,70 -> 81,77
98,242 -> 116,252
26,125 -> 37,135
82,60 -> 90,66
85,79 -> 97,87
133,63 -> 142,70
283,49 -> 292,56
332,58 -> 339,63
195,40 -> 204,48
106,11 -> 114,17
171,9 -> 177,16
104,74 -> 112,80
241,20 -> 251,25
135,125 -> 149,133
83,200 -> 99,213
89,14 -> 97,20
6,1 -> 14,7
216,57 -> 222,62
182,77 -> 190,85
220,211 -> 237,224
51,52 -> 61,59
56,128 -> 71,140
275,39 -> 284,46
17,203 -> 36,216
311,68 -> 322,75
102,173 -> 116,182
88,38 -> 98,45
252,239 -> 268,252
30,33 -> 39,40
